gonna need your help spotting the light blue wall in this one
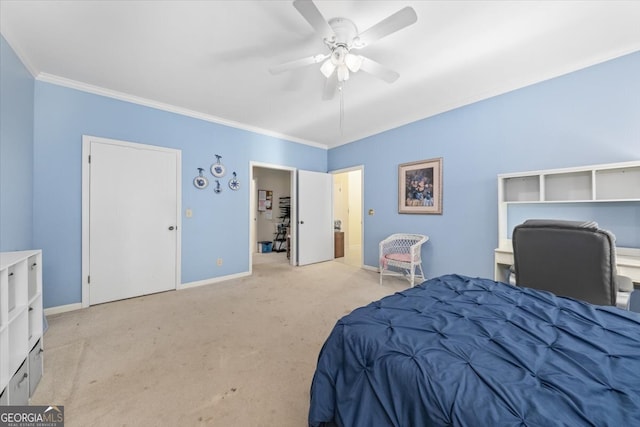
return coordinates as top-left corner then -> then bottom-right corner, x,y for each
329,51 -> 640,280
4,31 -> 639,308
0,35 -> 34,251
33,82 -> 326,308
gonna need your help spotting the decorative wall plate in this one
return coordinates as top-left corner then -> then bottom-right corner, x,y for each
210,154 -> 226,178
193,168 -> 209,189
229,172 -> 240,190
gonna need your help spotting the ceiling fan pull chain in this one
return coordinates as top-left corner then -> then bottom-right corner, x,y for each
339,83 -> 344,135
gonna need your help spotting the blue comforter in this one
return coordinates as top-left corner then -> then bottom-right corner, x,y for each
309,274 -> 640,426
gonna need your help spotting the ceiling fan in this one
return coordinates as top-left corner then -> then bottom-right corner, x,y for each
269,0 -> 418,100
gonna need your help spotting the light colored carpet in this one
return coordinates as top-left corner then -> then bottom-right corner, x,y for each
31,255 -> 409,426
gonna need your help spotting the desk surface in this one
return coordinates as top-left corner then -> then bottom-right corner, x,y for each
494,241 -> 640,284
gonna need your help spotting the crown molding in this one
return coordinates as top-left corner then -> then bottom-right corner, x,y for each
35,73 -> 328,150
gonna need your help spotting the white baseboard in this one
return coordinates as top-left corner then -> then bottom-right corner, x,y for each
44,303 -> 83,316
44,272 -> 251,315
178,271 -> 251,290
362,264 -> 379,273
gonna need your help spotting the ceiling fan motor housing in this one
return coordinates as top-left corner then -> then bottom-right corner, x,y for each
319,17 -> 361,81
327,17 -> 358,47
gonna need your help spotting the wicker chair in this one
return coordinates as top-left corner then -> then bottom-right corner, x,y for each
379,234 -> 429,286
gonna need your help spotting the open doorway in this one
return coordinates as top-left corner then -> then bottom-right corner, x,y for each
332,167 -> 363,268
250,163 -> 294,267
249,162 -> 334,270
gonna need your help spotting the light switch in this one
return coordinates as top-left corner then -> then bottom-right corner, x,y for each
185,209 -> 193,218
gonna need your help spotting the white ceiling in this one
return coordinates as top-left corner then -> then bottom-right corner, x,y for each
2,1 -> 639,149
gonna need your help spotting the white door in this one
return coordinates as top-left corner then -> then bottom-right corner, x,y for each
298,170 -> 333,265
88,139 -> 180,305
251,178 -> 257,254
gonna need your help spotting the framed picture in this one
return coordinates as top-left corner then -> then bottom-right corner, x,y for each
398,157 -> 443,214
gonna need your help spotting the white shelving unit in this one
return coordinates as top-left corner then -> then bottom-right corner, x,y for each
495,161 -> 640,283
0,250 -> 44,405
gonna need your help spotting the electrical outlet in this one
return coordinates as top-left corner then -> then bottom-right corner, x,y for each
217,258 -> 223,266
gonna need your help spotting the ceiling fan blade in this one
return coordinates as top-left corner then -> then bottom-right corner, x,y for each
293,0 -> 335,40
269,54 -> 328,74
359,57 -> 399,83
322,74 -> 338,100
355,7 -> 417,48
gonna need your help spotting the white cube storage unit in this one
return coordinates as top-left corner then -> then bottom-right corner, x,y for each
0,250 -> 44,404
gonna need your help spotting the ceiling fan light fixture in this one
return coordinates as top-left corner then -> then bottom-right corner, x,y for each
274,0 -> 416,99
345,53 -> 363,73
320,59 -> 336,78
331,45 -> 348,65
337,64 -> 349,82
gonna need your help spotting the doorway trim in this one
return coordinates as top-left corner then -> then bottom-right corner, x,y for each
249,161 -> 297,273
330,165 -> 364,268
81,135 -> 182,308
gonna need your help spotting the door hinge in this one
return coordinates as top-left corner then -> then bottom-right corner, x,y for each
88,155 -> 91,163
88,275 -> 90,284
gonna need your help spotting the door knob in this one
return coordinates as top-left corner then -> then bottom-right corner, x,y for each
168,226 -> 175,231
300,221 -> 304,224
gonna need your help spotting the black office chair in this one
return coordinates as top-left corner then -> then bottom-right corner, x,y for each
512,219 -> 634,308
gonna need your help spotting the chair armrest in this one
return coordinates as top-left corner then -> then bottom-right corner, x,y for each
615,277 -> 633,309
617,275 -> 634,293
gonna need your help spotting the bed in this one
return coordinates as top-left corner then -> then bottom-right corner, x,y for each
309,274 -> 640,426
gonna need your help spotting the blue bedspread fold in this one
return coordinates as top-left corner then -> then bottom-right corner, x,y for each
309,274 -> 640,426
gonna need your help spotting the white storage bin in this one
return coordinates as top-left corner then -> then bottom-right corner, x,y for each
29,339 -> 43,397
8,359 -> 29,405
